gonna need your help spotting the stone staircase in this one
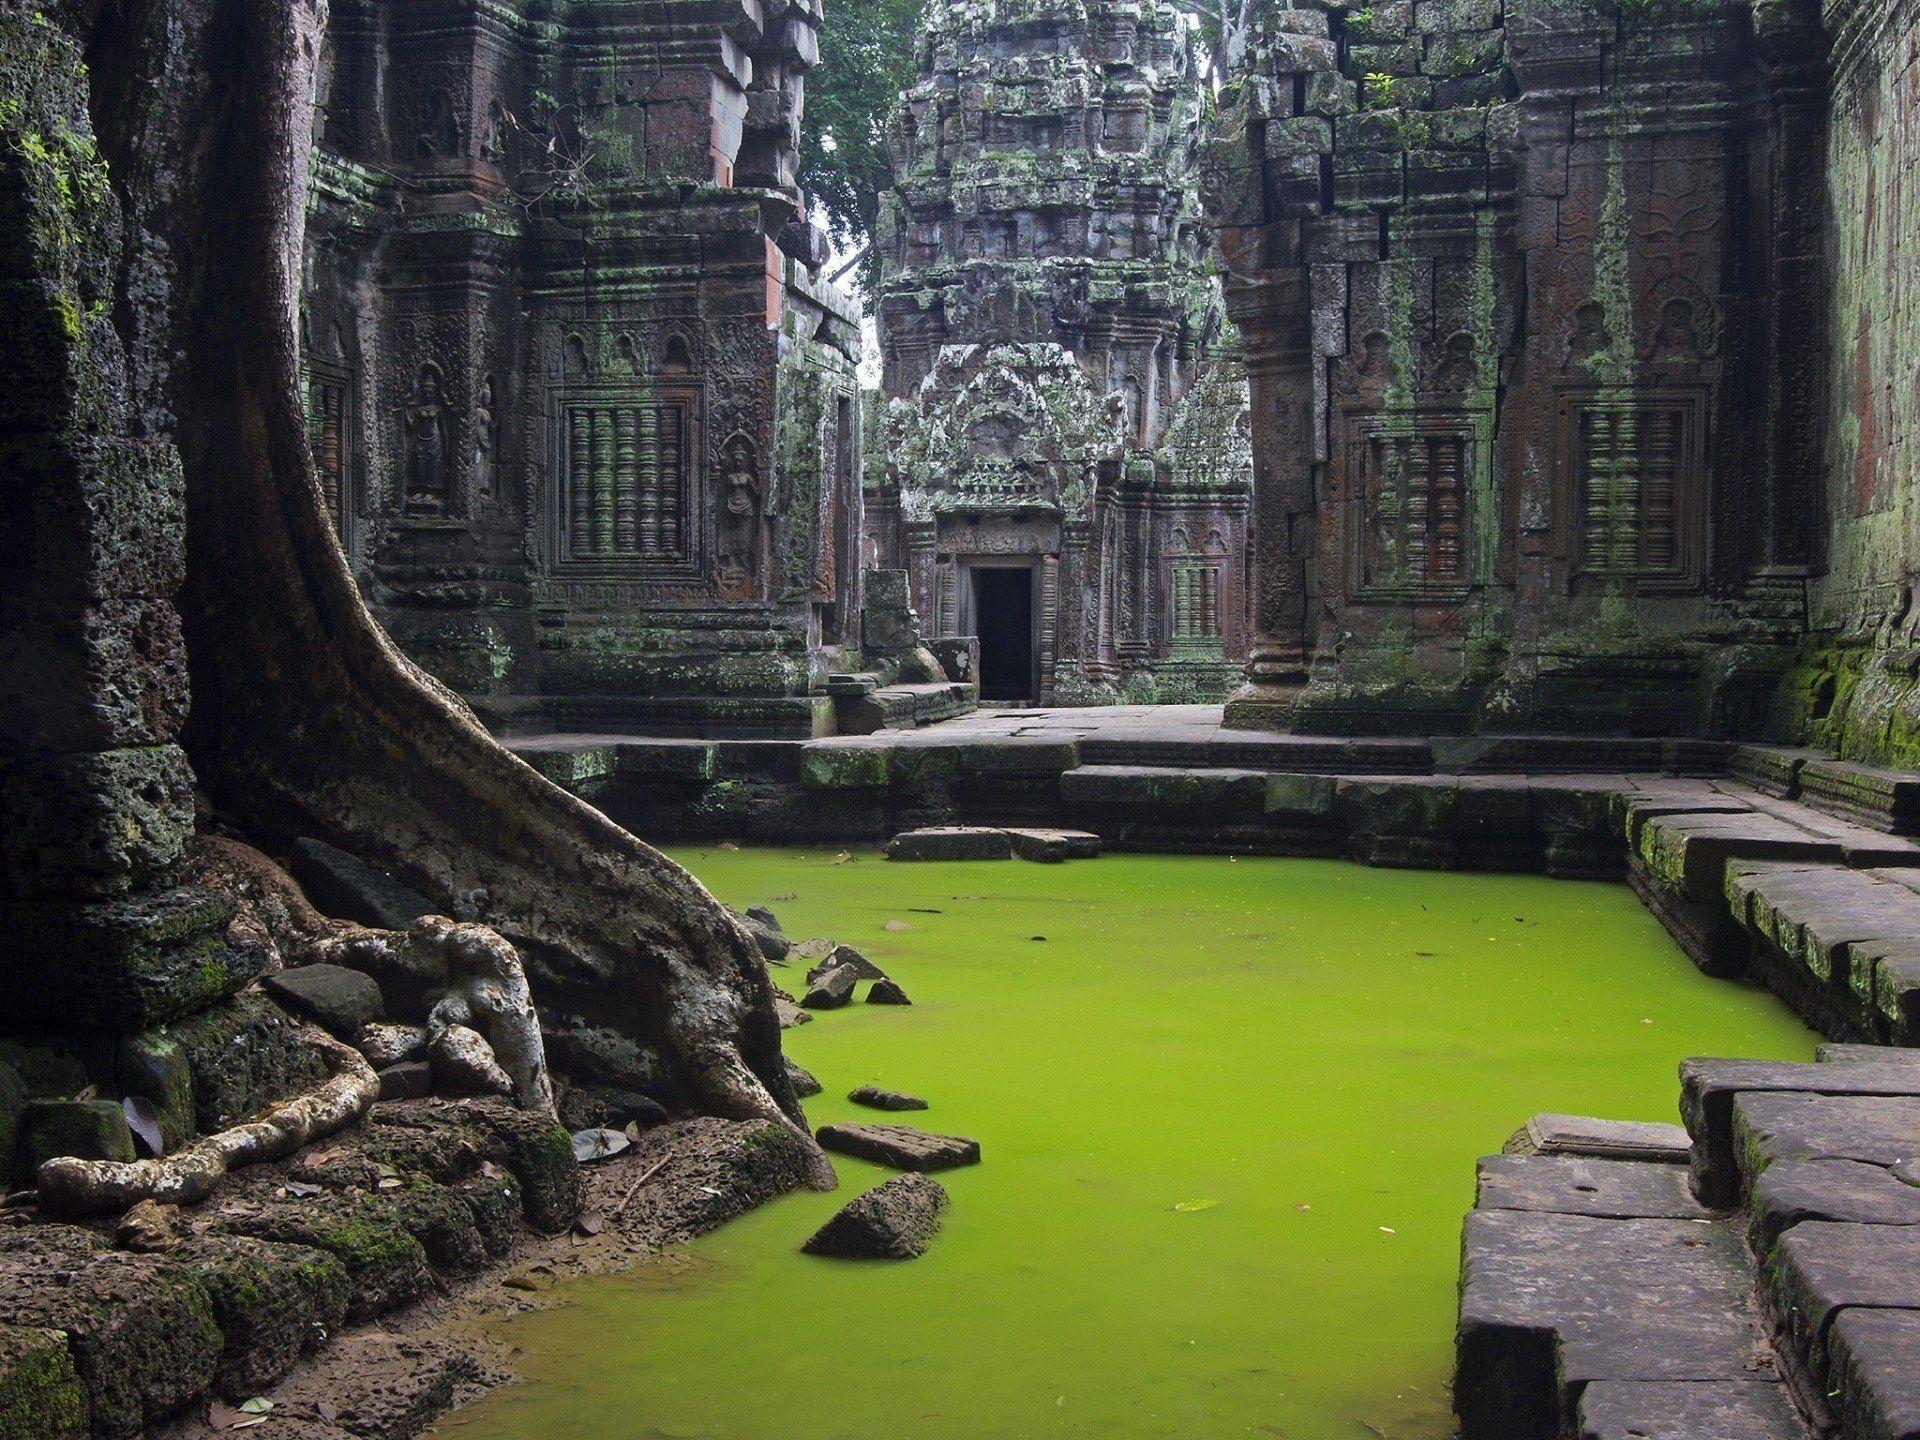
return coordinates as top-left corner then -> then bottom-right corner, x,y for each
1458,1048 -> 1920,1440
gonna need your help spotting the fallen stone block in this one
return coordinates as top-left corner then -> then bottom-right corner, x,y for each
806,944 -> 887,984
866,978 -> 911,1005
1005,827 -> 1101,861
849,1085 -> 927,1112
263,963 -> 384,1038
15,1098 -> 135,1180
801,965 -> 858,1009
802,1173 -> 948,1259
377,1060 -> 433,1102
774,996 -> 813,1029
784,1058 -> 822,1099
290,837 -> 437,932
0,1324 -> 86,1438
816,1122 -> 980,1172
886,826 -> 1014,862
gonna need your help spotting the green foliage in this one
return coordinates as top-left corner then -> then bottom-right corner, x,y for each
800,0 -> 926,294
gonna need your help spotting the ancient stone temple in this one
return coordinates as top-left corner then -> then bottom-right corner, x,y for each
1203,0 -> 1832,737
301,0 -> 866,737
865,0 -> 1254,705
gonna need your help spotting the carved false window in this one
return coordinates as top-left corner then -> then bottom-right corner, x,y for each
551,388 -> 700,573
1345,412 -> 1481,601
1559,390 -> 1705,589
1170,563 -> 1221,644
304,363 -> 352,533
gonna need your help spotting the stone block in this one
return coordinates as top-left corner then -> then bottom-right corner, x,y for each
886,826 -> 1014,862
1827,1308 -> 1920,1440
290,838 -> 438,932
0,434 -> 184,607
0,1325 -> 86,1438
1681,1057 -> 1920,1205
1769,1222 -> 1920,1389
218,1188 -> 433,1324
800,743 -> 890,790
1005,827 -> 1101,861
0,743 -> 194,900
15,1099 -> 136,1181
0,1062 -> 21,1184
1458,1209 -> 1770,1440
263,963 -> 385,1038
168,993 -> 330,1133
1475,1154 -> 1707,1219
802,1173 -> 948,1259
1639,810 -> 1838,903
1574,1380 -> 1803,1440
178,1236 -> 350,1398
0,886 -> 258,1033
1264,772 -> 1338,821
816,1122 -> 980,1172
612,741 -> 719,782
1511,1113 -> 1692,1163
1750,1158 -> 1920,1254
1732,1093 -> 1920,1208
0,593 -> 188,752
114,1029 -> 195,1152
955,739 -> 1080,778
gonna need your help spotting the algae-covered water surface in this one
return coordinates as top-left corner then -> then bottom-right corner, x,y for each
440,850 -> 1813,1440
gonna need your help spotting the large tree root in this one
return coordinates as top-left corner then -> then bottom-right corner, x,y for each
79,0 -> 823,1183
35,1028 -> 378,1216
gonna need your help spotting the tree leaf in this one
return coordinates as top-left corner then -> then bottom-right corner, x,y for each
1172,1199 -> 1220,1212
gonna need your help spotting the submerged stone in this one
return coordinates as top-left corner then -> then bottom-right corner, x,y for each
849,1085 -> 927,1112
816,1122 -> 980,1172
801,965 -> 859,1009
866,978 -> 912,1005
262,963 -> 383,1038
802,1174 -> 949,1260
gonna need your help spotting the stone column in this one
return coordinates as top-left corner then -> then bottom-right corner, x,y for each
1201,11 -> 1338,729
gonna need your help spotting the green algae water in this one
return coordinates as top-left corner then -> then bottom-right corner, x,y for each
439,850 -> 1814,1440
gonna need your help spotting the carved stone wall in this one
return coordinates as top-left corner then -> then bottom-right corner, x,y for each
302,0 -> 864,738
1204,0 -> 1830,736
869,0 -> 1252,704
1773,0 -> 1920,766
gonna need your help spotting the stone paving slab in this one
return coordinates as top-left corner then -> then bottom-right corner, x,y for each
1458,1210 -> 1775,1440
1826,1308 -> 1920,1440
1769,1222 -> 1920,1388
1475,1154 -> 1708,1220
1640,811 -> 1849,903
1734,1093 -> 1920,1182
886,827 -> 1014,862
1574,1379 -> 1803,1440
1750,1158 -> 1920,1253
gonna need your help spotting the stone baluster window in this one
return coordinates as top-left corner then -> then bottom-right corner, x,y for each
1171,562 -> 1221,643
1560,392 -> 1702,588
561,399 -> 689,562
304,366 -> 351,532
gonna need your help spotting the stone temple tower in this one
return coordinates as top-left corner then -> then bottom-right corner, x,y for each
867,0 -> 1252,704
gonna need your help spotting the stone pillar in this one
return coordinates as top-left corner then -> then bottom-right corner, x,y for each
0,15 -> 258,1044
1201,11 -> 1339,729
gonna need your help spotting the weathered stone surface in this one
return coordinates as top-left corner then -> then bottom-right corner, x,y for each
1681,1059 -> 1920,1207
801,965 -> 858,1010
816,1122 -> 980,1172
377,1061 -> 433,1102
289,838 -> 436,932
887,827 -> 1014,862
14,1098 -> 135,1179
849,1085 -> 927,1112
1826,1307 -> 1920,1440
866,978 -> 912,1005
1475,1155 -> 1707,1221
0,1324 -> 86,1438
1574,1380 -> 1803,1440
357,1022 -> 426,1069
806,944 -> 887,984
177,1235 -> 350,1398
1457,1211 -> 1772,1440
263,963 -> 384,1038
784,1058 -> 822,1099
1005,828 -> 1101,862
1750,1159 -> 1920,1253
802,1173 -> 949,1260
1769,1222 -> 1920,1389
774,996 -> 813,1029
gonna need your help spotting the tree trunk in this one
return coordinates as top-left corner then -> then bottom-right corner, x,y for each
78,0 -> 818,1172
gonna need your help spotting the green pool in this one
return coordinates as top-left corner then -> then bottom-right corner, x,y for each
438,849 -> 1814,1440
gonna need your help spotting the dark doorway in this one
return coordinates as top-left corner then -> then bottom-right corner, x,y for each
971,566 -> 1034,701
